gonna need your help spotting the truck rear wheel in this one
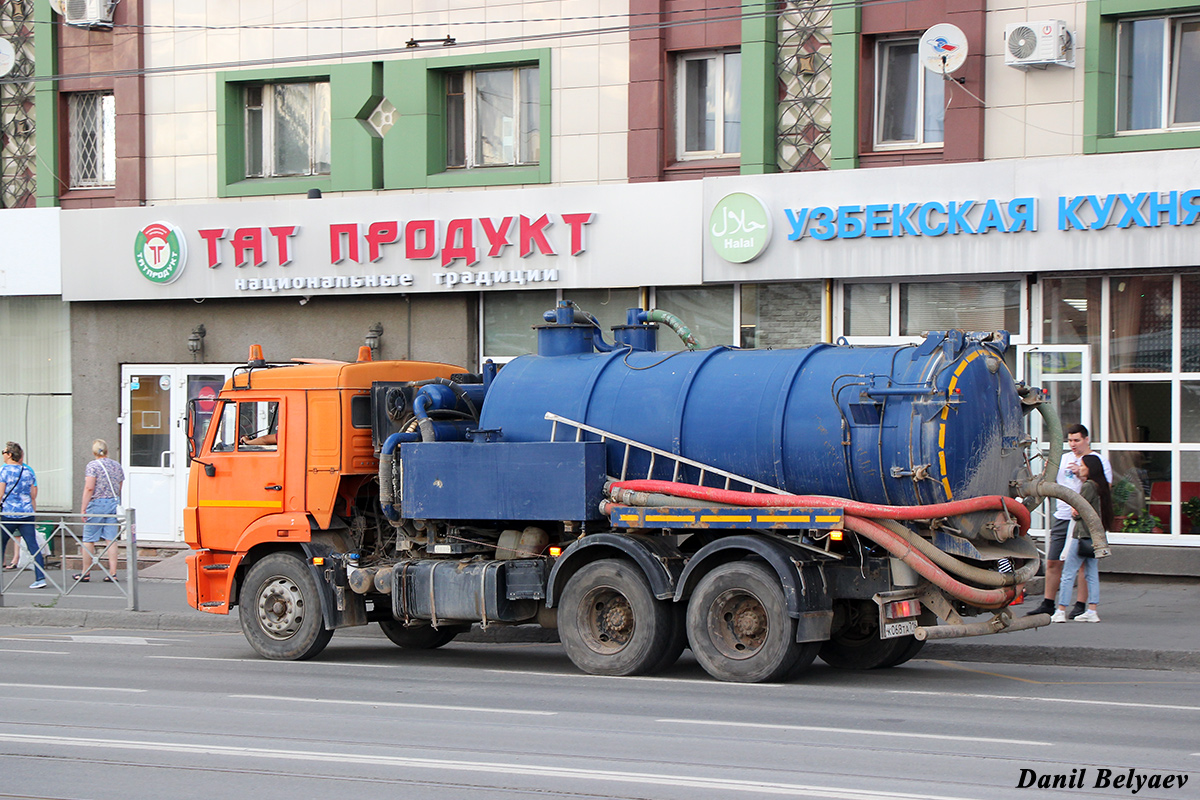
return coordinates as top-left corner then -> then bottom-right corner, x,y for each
379,620 -> 468,649
559,558 -> 675,676
818,599 -> 913,670
687,561 -> 813,683
239,553 -> 333,661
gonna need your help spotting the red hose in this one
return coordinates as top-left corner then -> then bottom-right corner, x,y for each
609,479 -> 1031,533
843,516 -> 1016,608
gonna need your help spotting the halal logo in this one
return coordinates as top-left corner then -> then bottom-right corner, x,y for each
709,192 -> 771,263
134,221 -> 188,284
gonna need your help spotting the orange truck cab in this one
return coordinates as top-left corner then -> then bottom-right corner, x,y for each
184,348 -> 462,657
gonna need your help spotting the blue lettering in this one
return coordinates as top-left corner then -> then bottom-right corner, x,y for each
865,204 -> 891,238
785,208 -> 809,241
837,205 -> 865,238
809,207 -> 837,241
1085,194 -> 1118,230
1058,196 -> 1087,231
976,199 -> 1007,234
1116,193 -> 1150,228
1148,191 -> 1178,226
893,203 -> 920,236
1183,190 -> 1200,226
947,200 -> 977,234
918,202 -> 947,236
1009,198 -> 1037,232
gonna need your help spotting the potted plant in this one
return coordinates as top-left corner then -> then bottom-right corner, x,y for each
1183,497 -> 1200,533
1121,509 -> 1162,533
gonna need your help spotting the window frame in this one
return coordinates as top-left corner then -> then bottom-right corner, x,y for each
242,80 -> 332,179
674,49 -> 743,161
67,90 -> 116,189
1115,13 -> 1200,133
444,65 -> 541,170
872,37 -> 944,150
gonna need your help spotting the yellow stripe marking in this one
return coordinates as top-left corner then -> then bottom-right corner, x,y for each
644,515 -> 695,522
938,424 -> 946,448
699,515 -> 752,523
618,515 -> 640,522
942,477 -> 953,496
756,515 -> 811,523
198,500 -> 283,510
815,515 -> 843,523
937,350 -> 978,503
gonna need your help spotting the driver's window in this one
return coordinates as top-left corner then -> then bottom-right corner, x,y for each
212,402 -> 238,452
212,401 -> 278,451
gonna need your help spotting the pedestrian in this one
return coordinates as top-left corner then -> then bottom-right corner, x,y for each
1026,424 -> 1112,619
0,442 -> 46,589
75,438 -> 125,583
1051,453 -> 1113,623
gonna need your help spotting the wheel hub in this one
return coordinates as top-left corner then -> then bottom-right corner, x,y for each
579,586 -> 634,654
708,589 -> 768,660
257,575 -> 305,640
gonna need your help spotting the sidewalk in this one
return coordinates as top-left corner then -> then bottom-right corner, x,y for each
1,554 -> 1197,671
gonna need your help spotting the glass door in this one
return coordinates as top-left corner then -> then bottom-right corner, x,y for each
121,366 -> 232,542
1017,345 -> 1092,534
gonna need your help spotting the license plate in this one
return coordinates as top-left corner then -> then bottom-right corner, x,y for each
883,619 -> 918,639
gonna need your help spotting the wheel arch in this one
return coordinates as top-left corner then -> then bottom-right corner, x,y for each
545,533 -> 683,609
235,527 -> 363,630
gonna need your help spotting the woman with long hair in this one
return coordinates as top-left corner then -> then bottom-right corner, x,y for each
1052,453 -> 1112,623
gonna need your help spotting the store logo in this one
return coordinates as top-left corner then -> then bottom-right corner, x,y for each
709,192 -> 771,263
134,221 -> 188,284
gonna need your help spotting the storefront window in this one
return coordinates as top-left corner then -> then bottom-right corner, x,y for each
1042,277 -> 1103,373
843,283 -> 890,336
482,290 -> 557,358
740,282 -> 822,348
900,280 -> 1019,336
1110,275 -> 1173,373
562,288 -> 642,340
1179,452 -> 1200,535
1182,274 -> 1200,372
653,286 -> 734,351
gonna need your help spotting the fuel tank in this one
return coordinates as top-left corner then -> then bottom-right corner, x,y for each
478,322 -> 1029,517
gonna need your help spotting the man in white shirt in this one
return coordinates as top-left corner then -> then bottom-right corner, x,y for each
1025,423 -> 1112,618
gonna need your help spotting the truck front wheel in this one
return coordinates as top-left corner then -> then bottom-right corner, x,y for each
378,620 -> 468,649
559,558 -> 675,677
239,553 -> 333,661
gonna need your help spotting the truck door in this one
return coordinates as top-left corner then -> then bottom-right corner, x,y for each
195,398 -> 286,552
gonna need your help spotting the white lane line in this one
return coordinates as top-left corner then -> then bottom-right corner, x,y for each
230,694 -> 556,716
148,656 -> 394,668
657,718 -> 1050,747
1,649 -> 70,655
0,683 -> 146,693
0,732 -> 986,800
892,690 -> 1200,713
484,669 -> 783,686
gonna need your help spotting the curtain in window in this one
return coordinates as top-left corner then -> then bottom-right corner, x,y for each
880,43 -> 918,142
900,281 -> 1017,335
476,69 -> 516,166
1117,18 -> 1165,131
1174,20 -> 1200,125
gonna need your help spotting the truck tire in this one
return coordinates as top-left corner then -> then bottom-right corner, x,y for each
686,561 -> 810,683
239,553 -> 333,661
378,620 -> 468,649
559,558 -> 675,676
818,599 -> 911,670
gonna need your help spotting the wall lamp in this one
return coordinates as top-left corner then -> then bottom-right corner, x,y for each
188,324 -> 206,360
365,322 -> 383,354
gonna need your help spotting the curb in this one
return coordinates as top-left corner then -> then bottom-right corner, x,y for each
0,607 -> 242,632
920,642 -> 1200,672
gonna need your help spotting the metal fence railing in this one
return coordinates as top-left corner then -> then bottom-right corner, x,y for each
0,510 -> 138,610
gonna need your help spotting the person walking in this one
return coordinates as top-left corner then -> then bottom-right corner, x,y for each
1051,453 -> 1113,623
76,439 -> 125,583
1026,424 -> 1112,619
0,442 -> 46,589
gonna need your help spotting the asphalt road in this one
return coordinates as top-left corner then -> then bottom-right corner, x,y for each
2,626 -> 1198,800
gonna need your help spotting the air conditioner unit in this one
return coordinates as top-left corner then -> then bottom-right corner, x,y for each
1004,20 -> 1074,69
63,0 -> 115,29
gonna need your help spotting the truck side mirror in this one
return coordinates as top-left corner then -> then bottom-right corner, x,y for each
185,399 -> 198,459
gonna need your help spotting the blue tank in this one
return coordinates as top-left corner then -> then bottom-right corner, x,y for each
478,312 -> 1027,518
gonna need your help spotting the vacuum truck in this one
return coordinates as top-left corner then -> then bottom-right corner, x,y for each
184,301 -> 1104,682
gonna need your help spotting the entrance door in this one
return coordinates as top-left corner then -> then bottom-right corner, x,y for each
121,366 -> 232,542
1017,345 -> 1092,531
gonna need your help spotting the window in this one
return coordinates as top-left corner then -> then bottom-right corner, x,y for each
213,401 -> 278,451
68,92 -> 115,188
1116,15 -> 1200,131
446,66 -> 540,168
244,81 -> 331,178
676,51 -> 741,158
875,39 -> 944,148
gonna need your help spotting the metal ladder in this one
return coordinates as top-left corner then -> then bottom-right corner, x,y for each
544,412 -> 786,495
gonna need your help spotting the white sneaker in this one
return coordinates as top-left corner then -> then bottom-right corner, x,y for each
29,580 -> 46,589
1049,609 -> 1066,623
1073,609 -> 1101,623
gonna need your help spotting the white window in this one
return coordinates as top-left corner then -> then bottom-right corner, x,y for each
68,91 -> 115,188
875,39 -> 944,148
676,51 -> 741,159
446,66 -> 540,168
1116,15 -> 1200,132
244,81 -> 331,178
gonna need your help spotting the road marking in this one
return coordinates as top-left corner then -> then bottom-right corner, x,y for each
0,732 -> 986,800
0,648 -> 69,655
0,683 -> 146,693
657,718 -> 1050,747
230,694 -> 556,716
64,635 -> 177,646
892,690 -> 1200,713
148,656 -> 395,668
484,669 -> 784,685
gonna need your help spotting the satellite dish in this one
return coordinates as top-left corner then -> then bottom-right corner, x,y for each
47,0 -> 67,15
919,23 -> 969,75
0,40 -> 14,79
